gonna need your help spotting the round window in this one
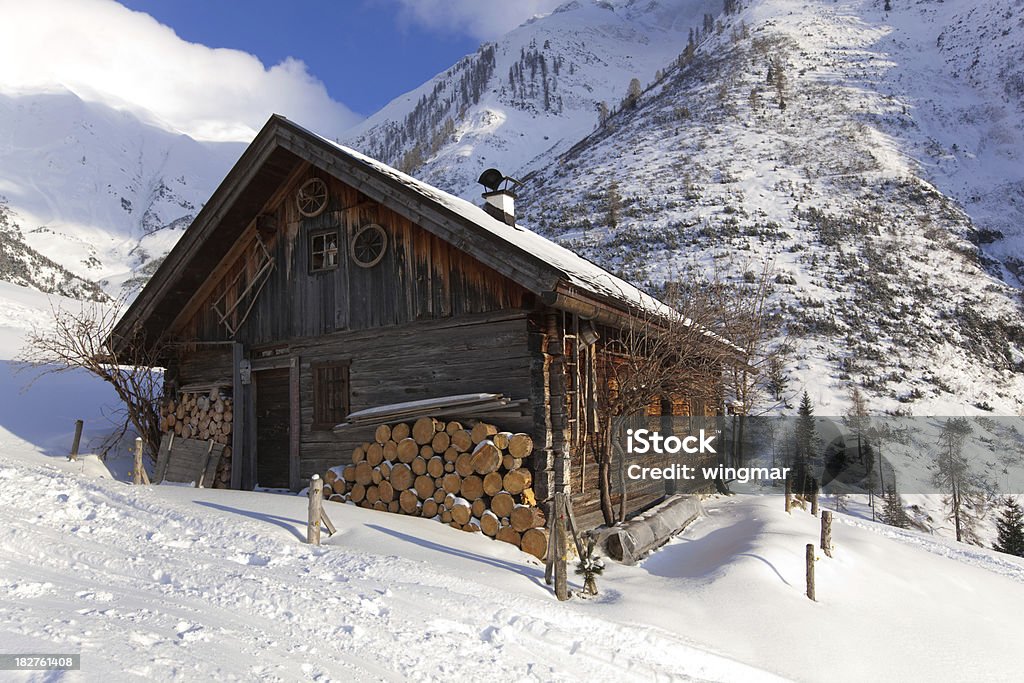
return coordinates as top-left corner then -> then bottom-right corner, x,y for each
350,224 -> 388,268
296,178 -> 329,217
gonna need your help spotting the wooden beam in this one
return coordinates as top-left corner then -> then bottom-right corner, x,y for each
243,372 -> 257,490
289,355 -> 301,492
231,342 -> 245,490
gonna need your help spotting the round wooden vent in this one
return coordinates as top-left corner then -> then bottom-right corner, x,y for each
296,178 -> 329,217
350,224 -> 387,268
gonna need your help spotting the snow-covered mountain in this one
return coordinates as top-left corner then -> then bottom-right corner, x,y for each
347,0 -> 1024,418
344,0 -> 723,193
0,89 -> 242,294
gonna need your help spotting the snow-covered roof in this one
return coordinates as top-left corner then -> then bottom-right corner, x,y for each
309,127 -> 675,319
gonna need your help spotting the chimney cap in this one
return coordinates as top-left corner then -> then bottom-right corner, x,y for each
477,168 -> 522,193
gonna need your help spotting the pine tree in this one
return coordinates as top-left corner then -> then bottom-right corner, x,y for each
933,417 -> 984,543
766,356 -> 787,400
605,181 -> 622,229
793,391 -> 816,493
882,484 -> 909,528
575,537 -> 605,595
993,498 -> 1024,557
623,78 -> 642,109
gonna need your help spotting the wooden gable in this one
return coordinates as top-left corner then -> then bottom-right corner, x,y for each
172,168 -> 531,346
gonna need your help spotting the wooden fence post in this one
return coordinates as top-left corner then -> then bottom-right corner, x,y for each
69,420 -> 83,461
805,543 -> 816,601
553,492 -> 569,601
308,475 -> 323,545
821,510 -> 833,558
810,478 -> 819,517
133,437 -> 144,485
785,477 -> 792,513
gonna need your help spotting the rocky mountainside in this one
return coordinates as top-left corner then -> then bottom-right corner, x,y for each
0,199 -> 105,300
349,0 -> 1024,416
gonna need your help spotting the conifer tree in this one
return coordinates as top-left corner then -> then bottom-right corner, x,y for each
933,417 -> 985,543
623,78 -> 642,109
793,391 -> 816,493
882,484 -> 909,528
993,498 -> 1024,557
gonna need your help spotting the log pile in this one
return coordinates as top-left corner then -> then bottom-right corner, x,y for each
325,417 -> 548,560
159,388 -> 233,488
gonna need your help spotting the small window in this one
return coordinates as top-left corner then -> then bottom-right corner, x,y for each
313,361 -> 350,430
310,230 -> 340,272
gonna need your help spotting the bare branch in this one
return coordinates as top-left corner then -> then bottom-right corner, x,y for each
16,292 -> 167,462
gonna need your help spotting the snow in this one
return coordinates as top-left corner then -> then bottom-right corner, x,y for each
3,437 -> 1024,681
0,89 -> 241,294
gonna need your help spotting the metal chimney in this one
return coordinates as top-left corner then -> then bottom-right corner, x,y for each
477,168 -> 523,227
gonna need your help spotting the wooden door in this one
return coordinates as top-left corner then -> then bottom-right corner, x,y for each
255,368 -> 290,488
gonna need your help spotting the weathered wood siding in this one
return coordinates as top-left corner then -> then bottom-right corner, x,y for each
286,312 -> 534,481
176,173 -> 529,345
166,347 -> 233,391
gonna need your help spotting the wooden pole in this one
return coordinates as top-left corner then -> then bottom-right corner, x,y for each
805,543 -> 816,601
69,419 -> 83,461
821,510 -> 833,558
133,437 -> 144,485
544,497 -> 556,586
810,478 -> 819,517
554,492 -> 569,601
307,475 -> 323,545
785,477 -> 792,513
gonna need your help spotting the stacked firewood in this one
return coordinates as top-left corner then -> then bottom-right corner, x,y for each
324,417 -> 549,560
159,389 -> 233,488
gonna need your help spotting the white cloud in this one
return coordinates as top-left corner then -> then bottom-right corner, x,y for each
0,0 -> 361,142
387,0 -> 565,41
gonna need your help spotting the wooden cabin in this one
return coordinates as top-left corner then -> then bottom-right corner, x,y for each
113,115 -> 725,529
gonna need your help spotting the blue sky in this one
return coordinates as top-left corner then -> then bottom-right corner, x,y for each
118,0 -> 482,117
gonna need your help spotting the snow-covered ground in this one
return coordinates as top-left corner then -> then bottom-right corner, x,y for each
3,440 -> 1024,682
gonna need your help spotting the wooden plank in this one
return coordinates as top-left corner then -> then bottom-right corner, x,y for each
196,440 -> 215,488
154,433 -> 173,484
321,508 -> 337,536
243,376 -> 258,490
157,436 -> 224,485
289,356 -> 301,491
